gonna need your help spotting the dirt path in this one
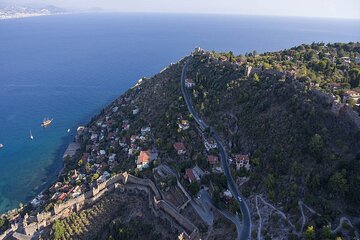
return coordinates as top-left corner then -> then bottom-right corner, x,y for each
331,216 -> 359,239
223,112 -> 238,135
298,200 -> 320,233
255,195 -> 359,240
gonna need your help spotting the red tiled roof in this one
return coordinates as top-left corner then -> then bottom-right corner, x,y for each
235,154 -> 249,162
138,151 -> 151,164
58,193 -> 67,201
208,155 -> 219,165
173,142 -> 186,151
185,168 -> 196,182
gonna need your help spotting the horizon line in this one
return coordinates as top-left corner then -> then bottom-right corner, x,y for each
71,10 -> 360,21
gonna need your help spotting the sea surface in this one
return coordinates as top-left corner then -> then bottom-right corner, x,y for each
0,13 -> 359,213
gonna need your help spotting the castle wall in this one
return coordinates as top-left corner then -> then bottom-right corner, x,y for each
8,172 -> 198,240
0,224 -> 17,240
54,194 -> 85,215
154,198 -> 197,234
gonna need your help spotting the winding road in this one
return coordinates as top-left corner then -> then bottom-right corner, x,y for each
180,59 -> 252,240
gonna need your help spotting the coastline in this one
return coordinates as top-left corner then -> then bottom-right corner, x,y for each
0,138 -> 73,217
0,140 -> 82,236
0,12 -> 70,21
0,95 -> 118,215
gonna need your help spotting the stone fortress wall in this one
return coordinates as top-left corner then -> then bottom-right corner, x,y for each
1,172 -> 198,240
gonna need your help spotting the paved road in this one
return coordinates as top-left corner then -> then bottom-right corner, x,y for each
199,189 -> 243,239
191,190 -> 214,226
180,59 -> 252,240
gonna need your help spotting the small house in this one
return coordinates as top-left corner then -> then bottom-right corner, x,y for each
173,142 -> 186,155
141,126 -> 151,135
207,155 -> 219,166
204,138 -> 217,151
178,120 -> 190,130
185,168 -> 196,183
235,154 -> 250,170
344,90 -> 360,104
132,108 -> 139,115
341,57 -> 351,64
122,122 -> 130,130
58,193 -> 67,202
192,165 -> 205,181
185,78 -> 195,88
137,150 -> 152,169
130,135 -> 138,143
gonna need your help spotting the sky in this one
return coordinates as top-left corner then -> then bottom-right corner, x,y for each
2,0 -> 360,19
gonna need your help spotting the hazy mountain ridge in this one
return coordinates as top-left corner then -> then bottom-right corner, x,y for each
0,3 -> 67,19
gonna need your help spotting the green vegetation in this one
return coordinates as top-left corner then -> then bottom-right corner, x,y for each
189,43 -> 360,238
52,220 -> 66,240
188,181 -> 200,196
308,133 -> 324,156
108,220 -> 160,240
0,218 -> 6,229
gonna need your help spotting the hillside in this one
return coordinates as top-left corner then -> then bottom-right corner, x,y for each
1,43 -> 360,240
187,46 -> 360,238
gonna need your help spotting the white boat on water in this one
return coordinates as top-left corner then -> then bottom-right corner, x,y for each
30,130 -> 34,140
41,117 -> 53,127
0,144 -> 3,149
67,129 -> 70,133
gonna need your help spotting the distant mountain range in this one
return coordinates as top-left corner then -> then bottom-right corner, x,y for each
0,4 -> 67,19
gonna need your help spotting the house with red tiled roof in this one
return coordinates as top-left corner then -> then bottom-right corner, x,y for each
173,142 -> 186,155
137,150 -> 151,170
235,154 -> 250,170
58,193 -> 67,202
207,155 -> 219,165
185,168 -> 196,183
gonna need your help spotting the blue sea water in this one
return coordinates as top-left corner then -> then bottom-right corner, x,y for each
0,13 -> 359,213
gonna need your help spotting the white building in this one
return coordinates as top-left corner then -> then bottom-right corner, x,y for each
235,154 -> 250,170
141,126 -> 151,135
204,138 -> 217,151
132,108 -> 139,115
185,78 -> 195,88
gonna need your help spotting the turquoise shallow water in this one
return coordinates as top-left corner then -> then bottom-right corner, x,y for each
0,13 -> 359,213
